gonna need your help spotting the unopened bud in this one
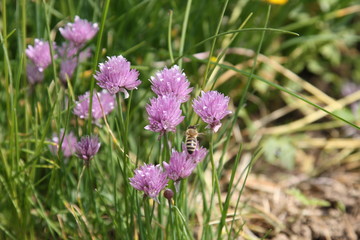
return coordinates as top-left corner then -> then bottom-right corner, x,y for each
163,188 -> 174,201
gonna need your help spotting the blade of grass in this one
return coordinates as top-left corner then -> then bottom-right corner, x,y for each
167,10 -> 174,64
208,12 -> 253,91
228,147 -> 263,239
202,0 -> 230,90
217,61 -> 360,131
217,144 -> 243,238
178,0 -> 192,69
88,0 -> 111,132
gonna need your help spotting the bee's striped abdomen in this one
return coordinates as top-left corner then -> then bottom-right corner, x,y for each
186,137 -> 197,154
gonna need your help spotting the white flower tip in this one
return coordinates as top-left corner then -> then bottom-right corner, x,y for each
212,124 -> 222,133
174,181 -> 181,192
121,89 -> 129,99
153,197 -> 160,204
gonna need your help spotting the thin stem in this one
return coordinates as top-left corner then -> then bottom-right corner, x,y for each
209,132 -> 224,219
168,201 -> 176,240
228,148 -> 262,239
178,0 -> 192,69
217,5 -> 271,179
217,144 -> 243,239
76,165 -> 86,202
168,10 -> 175,64
202,0 -> 229,90
144,198 -> 154,240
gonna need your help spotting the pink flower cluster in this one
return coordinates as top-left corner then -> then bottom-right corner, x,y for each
130,65 -> 231,201
49,130 -> 101,166
76,136 -> 101,166
26,39 -> 55,74
129,164 -> 169,203
49,129 -> 77,158
59,16 -> 99,46
193,91 -> 232,133
74,90 -> 116,122
150,65 -> 193,103
94,56 -> 141,98
26,16 -> 98,85
130,144 -> 207,201
32,15 -> 233,205
144,65 -> 231,135
163,144 -> 208,191
144,96 -> 184,135
145,65 -> 192,136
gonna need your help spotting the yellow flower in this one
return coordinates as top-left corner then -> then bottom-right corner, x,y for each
210,56 -> 218,63
264,0 -> 288,5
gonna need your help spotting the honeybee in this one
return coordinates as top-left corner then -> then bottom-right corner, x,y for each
185,125 -> 199,154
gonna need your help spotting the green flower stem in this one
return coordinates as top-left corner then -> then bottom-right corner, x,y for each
168,202 -> 176,240
209,132 -> 225,226
88,0 -> 111,133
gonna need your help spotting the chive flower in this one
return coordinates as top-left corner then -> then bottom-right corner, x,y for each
94,56 -> 141,98
129,164 -> 168,202
144,95 -> 185,136
58,42 -> 92,83
26,39 -> 55,72
182,143 -> 208,164
192,91 -> 232,132
49,129 -> 77,158
59,16 -> 99,46
163,144 -> 207,192
74,90 -> 116,122
59,58 -> 77,83
163,149 -> 197,182
57,42 -> 78,58
150,65 -> 193,103
76,136 -> 101,166
27,62 -> 44,85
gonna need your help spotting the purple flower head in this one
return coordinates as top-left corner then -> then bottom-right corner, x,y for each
94,55 -> 141,98
163,149 -> 197,182
57,42 -> 92,84
74,90 -> 116,121
49,129 -> 77,158
192,91 -> 232,132
181,143 -> 208,164
57,42 -> 78,59
76,135 -> 101,165
27,62 -> 44,85
144,96 -> 185,136
129,164 -> 168,202
59,58 -> 77,83
150,65 -> 193,103
59,16 -> 99,46
26,39 -> 56,72
79,48 -> 92,62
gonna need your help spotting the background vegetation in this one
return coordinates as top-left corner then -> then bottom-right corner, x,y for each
1,0 -> 359,239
